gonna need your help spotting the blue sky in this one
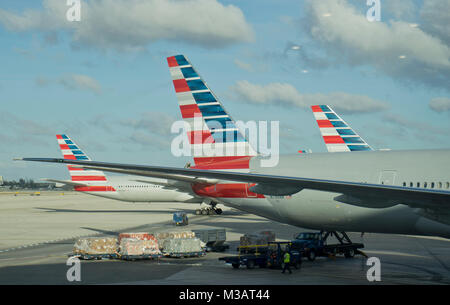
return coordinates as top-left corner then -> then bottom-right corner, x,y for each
0,0 -> 449,180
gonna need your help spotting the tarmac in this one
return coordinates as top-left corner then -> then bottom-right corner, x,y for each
0,191 -> 449,285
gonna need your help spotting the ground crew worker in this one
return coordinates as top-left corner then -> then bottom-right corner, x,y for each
282,250 -> 292,274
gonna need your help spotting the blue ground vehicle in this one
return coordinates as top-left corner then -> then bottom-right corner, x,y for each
173,212 -> 188,226
291,231 -> 365,261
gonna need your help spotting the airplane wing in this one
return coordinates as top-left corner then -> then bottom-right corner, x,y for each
19,158 -> 450,209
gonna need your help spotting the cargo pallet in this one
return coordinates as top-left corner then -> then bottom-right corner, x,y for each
164,251 -> 206,258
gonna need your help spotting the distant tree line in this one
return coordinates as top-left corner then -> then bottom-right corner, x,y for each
1,178 -> 56,190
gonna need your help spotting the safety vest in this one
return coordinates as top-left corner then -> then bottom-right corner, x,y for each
284,253 -> 290,263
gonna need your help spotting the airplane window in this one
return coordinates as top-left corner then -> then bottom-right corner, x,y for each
439,182 -> 442,189
424,182 -> 427,188
447,182 -> 450,189
402,182 -> 406,187
410,182 -> 413,187
417,182 -> 420,188
431,182 -> 435,189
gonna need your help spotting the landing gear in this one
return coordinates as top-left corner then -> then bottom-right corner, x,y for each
195,201 -> 223,216
195,206 -> 223,215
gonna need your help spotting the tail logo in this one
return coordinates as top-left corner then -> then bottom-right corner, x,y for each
311,105 -> 372,152
56,134 -> 109,184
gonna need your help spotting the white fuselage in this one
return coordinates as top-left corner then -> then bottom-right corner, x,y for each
78,175 -> 202,204
209,150 -> 450,239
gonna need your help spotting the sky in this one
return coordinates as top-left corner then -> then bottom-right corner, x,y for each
0,0 -> 449,181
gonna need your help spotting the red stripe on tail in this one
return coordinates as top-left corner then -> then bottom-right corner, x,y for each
74,186 -> 115,192
323,136 -> 345,144
67,166 -> 83,171
71,176 -> 107,181
187,130 -> 214,144
180,104 -> 201,119
316,120 -> 334,128
173,79 -> 190,93
311,105 -> 323,112
167,56 -> 178,67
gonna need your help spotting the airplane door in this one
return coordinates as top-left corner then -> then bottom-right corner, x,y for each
379,170 -> 397,185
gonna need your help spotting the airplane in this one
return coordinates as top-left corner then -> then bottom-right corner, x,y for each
19,55 -> 450,239
44,134 -> 204,206
311,105 -> 373,152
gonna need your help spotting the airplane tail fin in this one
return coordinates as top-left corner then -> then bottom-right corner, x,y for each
311,105 -> 372,152
56,134 -> 108,182
167,55 -> 257,170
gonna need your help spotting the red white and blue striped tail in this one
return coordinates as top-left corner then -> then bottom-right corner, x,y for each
167,55 -> 257,171
311,105 -> 372,152
56,134 -> 108,183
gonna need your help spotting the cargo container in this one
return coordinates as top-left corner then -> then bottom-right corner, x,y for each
192,228 -> 228,252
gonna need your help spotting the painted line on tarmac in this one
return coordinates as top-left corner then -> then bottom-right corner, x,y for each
0,213 -> 208,254
0,209 -> 229,255
364,250 -> 429,259
401,235 -> 450,242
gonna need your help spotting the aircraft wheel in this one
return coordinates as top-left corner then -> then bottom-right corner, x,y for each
215,208 -> 223,215
195,209 -> 201,215
201,209 -> 208,215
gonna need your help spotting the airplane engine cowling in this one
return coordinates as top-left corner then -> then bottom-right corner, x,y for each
333,194 -> 399,209
416,208 -> 450,226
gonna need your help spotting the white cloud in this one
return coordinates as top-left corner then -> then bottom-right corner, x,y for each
234,59 -> 253,72
230,80 -> 388,114
301,0 -> 450,89
429,97 -> 450,112
0,0 -> 254,51
420,0 -> 450,45
384,0 -> 417,20
120,112 -> 176,137
382,112 -> 448,144
59,74 -> 101,94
